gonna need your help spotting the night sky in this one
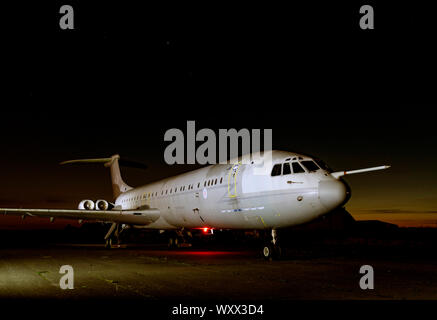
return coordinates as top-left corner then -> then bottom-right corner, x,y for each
1,1 -> 436,228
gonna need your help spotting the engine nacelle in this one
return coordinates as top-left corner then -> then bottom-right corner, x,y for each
95,199 -> 113,211
78,199 -> 95,210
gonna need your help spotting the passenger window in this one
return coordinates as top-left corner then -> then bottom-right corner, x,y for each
283,163 -> 291,175
292,162 -> 305,173
271,164 -> 282,176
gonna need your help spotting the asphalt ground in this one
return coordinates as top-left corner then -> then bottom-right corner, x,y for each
1,238 -> 437,319
1,243 -> 437,301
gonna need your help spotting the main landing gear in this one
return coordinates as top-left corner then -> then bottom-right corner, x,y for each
104,222 -> 127,248
168,228 -> 193,249
262,229 -> 283,260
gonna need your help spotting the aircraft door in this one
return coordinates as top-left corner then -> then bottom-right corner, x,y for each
227,162 -> 241,198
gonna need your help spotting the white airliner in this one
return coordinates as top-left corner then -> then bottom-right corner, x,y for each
0,151 -> 389,259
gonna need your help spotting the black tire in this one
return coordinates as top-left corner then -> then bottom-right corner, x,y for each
168,237 -> 180,249
105,238 -> 112,249
273,245 -> 283,259
168,237 -> 174,248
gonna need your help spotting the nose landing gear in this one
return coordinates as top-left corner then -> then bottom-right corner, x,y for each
262,229 -> 282,260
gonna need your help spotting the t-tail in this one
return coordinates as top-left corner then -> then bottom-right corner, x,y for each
60,154 -> 132,199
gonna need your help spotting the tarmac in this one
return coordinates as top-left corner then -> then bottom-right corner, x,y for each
1,242 -> 437,301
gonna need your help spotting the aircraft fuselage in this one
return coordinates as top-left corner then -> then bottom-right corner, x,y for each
116,151 -> 350,230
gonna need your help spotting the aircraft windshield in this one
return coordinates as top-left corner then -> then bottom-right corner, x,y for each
300,160 -> 320,172
314,158 -> 333,172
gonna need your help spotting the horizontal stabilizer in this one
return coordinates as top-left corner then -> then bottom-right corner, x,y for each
59,154 -> 147,199
60,155 -> 148,169
60,157 -> 113,165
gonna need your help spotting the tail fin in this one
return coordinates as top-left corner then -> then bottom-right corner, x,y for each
60,154 -> 132,199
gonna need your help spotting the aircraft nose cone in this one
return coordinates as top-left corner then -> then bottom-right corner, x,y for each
318,179 -> 350,210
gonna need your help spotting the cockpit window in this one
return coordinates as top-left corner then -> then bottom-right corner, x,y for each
292,162 -> 305,173
314,158 -> 333,172
301,160 -> 320,172
271,164 -> 282,176
283,163 -> 291,175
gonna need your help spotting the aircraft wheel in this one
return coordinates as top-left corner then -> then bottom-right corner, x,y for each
168,237 -> 180,249
273,245 -> 283,259
262,243 -> 283,260
262,243 -> 273,260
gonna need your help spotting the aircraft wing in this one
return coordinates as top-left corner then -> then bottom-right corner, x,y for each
0,208 -> 160,225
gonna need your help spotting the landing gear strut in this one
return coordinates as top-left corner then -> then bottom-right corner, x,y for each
262,229 -> 282,260
168,228 -> 193,249
104,223 -> 126,248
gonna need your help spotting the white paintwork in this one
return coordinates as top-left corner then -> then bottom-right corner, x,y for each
115,150 -> 349,230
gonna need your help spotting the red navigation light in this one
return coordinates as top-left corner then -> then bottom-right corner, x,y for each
203,227 -> 208,233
